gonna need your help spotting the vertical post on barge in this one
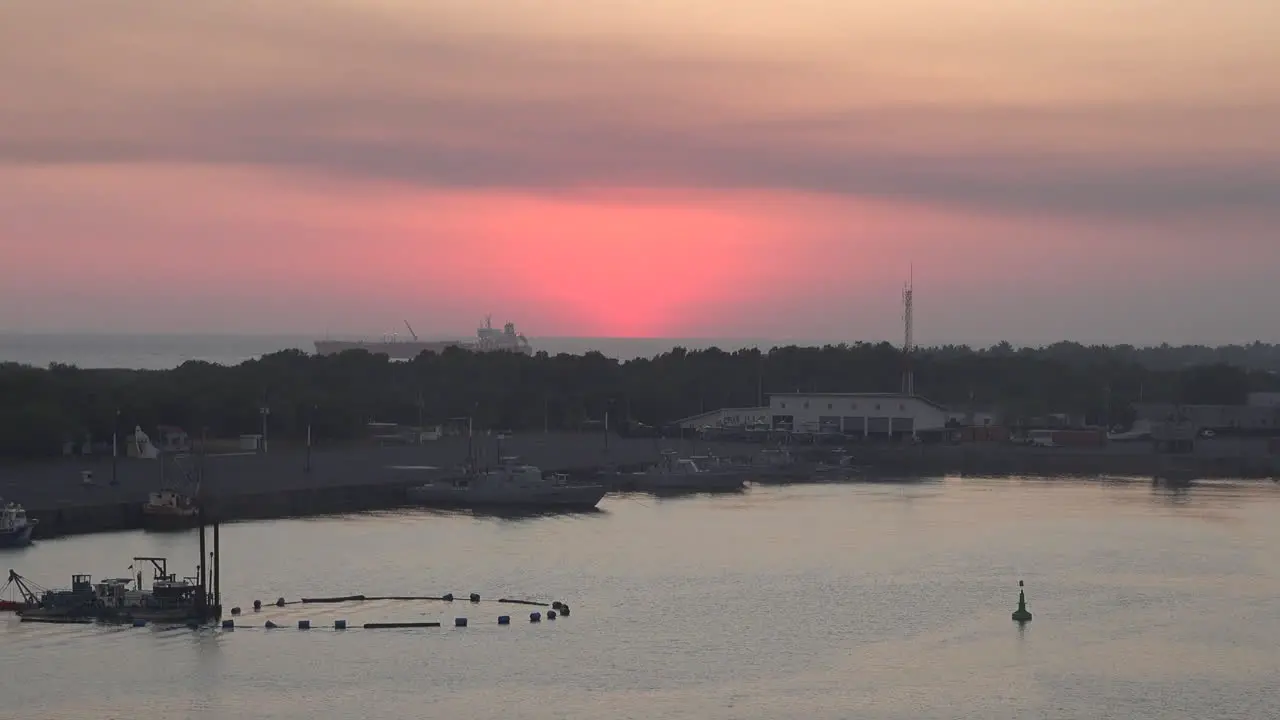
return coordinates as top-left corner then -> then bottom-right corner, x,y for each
213,521 -> 220,610
196,428 -> 209,618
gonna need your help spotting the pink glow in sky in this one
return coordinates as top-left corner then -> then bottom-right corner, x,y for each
1,1 -> 1278,345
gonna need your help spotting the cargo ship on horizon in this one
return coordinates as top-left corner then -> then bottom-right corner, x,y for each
314,316 -> 533,359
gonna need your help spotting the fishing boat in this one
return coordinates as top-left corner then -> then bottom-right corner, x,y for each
0,499 -> 36,548
141,452 -> 201,531
141,489 -> 200,531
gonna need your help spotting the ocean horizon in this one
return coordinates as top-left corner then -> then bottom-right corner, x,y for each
0,331 -> 855,370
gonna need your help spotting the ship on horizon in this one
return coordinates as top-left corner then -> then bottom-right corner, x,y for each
314,316 -> 533,359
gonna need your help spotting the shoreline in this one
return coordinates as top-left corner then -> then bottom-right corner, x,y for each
4,433 -> 1277,540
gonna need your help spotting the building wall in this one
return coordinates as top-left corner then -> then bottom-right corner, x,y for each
947,411 -> 998,427
768,393 -> 949,435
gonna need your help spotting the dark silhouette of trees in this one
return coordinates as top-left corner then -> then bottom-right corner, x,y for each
2,341 -> 1278,459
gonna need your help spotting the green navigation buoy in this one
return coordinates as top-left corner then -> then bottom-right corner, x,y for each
1012,580 -> 1033,623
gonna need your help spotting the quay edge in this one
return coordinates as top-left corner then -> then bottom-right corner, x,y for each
5,433 -> 1277,540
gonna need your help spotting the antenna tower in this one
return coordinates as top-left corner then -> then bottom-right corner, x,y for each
902,266 -> 915,396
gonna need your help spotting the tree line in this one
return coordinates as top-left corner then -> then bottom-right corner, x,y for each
1,341 -> 1277,459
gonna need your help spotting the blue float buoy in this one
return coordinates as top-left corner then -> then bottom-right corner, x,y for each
221,619 -> 235,630
253,600 -> 262,611
275,597 -> 286,607
498,615 -> 510,625
547,610 -> 557,620
530,612 -> 541,623
469,593 -> 480,603
551,601 -> 564,611
298,620 -> 311,630
560,605 -> 570,616
132,618 -> 147,628
334,619 -> 347,630
442,593 -> 454,602
265,620 -> 277,629
455,617 -> 468,627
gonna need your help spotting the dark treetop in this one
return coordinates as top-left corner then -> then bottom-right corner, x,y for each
2,340 -> 1277,459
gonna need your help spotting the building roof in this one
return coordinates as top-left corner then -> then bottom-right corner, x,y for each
768,392 -> 949,412
672,407 -> 768,426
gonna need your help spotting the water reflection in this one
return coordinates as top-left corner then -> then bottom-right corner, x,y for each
402,506 -> 610,522
5,478 -> 1280,720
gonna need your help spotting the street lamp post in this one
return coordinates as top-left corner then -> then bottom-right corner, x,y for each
305,405 -> 315,472
604,399 -> 616,453
259,406 -> 270,453
111,409 -> 120,486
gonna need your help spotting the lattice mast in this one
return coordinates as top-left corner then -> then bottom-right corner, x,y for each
902,266 -> 915,396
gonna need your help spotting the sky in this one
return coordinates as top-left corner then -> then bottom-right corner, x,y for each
1,0 -> 1278,346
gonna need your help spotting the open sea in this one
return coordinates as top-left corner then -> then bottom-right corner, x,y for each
0,332 -> 802,370
4,479 -> 1280,719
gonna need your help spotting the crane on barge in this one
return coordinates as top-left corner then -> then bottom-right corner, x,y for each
0,569 -> 45,612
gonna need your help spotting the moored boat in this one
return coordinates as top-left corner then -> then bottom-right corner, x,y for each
407,457 -> 606,510
633,451 -> 746,493
0,499 -> 36,548
141,489 -> 201,531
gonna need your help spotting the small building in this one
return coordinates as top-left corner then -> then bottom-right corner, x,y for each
154,425 -> 191,452
768,393 -> 949,439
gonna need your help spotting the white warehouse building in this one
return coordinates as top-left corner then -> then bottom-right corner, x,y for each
768,393 -> 950,438
676,393 -> 952,439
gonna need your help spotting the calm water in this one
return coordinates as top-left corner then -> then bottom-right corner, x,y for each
0,333 -> 802,369
4,478 -> 1280,719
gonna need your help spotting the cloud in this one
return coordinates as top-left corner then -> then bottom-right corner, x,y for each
1,0 -> 1277,219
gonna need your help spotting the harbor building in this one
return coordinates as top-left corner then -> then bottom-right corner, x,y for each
676,393 -> 951,441
768,393 -> 949,439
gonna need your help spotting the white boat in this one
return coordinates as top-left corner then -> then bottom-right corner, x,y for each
407,457 -> 606,510
633,451 -> 745,493
315,316 -> 533,359
0,499 -> 36,547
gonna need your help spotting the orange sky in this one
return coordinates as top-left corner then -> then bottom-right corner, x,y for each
1,1 -> 1277,344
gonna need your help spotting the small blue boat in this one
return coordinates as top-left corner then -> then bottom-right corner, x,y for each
0,499 -> 37,548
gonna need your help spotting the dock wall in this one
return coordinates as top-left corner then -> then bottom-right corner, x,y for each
3,432 -> 1276,539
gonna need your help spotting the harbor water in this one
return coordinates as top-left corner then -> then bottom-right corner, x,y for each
3,477 -> 1280,719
